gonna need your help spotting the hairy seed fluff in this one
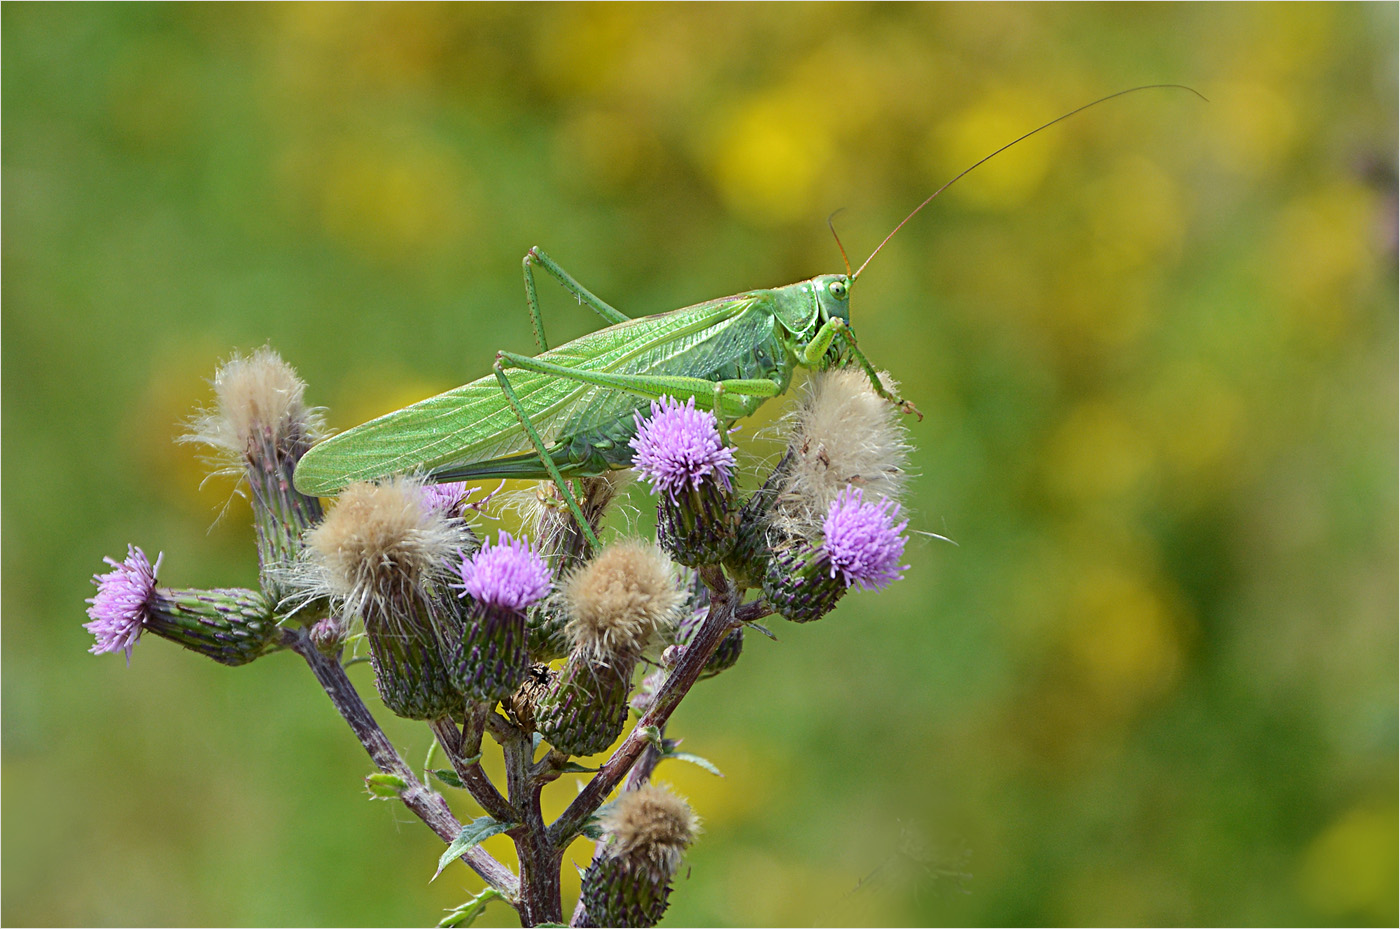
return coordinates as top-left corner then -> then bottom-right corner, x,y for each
562,540 -> 684,662
301,477 -> 469,621
181,346 -> 325,471
601,783 -> 701,876
773,367 -> 911,538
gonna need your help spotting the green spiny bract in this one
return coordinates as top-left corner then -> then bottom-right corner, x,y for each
143,587 -> 283,666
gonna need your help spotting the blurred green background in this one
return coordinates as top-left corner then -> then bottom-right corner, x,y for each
4,4 -> 1396,926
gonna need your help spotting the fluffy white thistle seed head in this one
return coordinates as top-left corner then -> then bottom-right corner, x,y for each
182,346 -> 324,470
601,783 -> 701,877
561,540 -> 683,662
300,477 -> 468,622
774,368 -> 911,537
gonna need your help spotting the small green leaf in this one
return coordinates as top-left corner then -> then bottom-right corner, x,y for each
365,772 -> 409,799
434,816 -> 518,881
557,762 -> 598,774
743,620 -> 778,641
438,886 -> 504,928
430,768 -> 466,789
665,750 -> 724,777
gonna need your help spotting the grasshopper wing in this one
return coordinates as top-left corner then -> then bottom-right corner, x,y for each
293,293 -> 778,495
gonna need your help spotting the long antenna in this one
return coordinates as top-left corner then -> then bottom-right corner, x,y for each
850,83 -> 1206,281
828,208 -> 852,276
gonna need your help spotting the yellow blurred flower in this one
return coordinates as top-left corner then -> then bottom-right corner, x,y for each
1143,361 -> 1246,498
1207,82 -> 1298,177
552,109 -> 663,196
1043,399 -> 1155,506
283,133 -> 475,266
1062,560 -> 1184,708
1086,155 -> 1187,271
1298,802 -> 1399,924
1265,181 -> 1377,341
708,93 -> 835,226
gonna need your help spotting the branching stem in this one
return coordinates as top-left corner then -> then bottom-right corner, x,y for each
285,627 -> 520,902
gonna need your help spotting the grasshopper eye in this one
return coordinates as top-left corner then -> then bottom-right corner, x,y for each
828,280 -> 848,299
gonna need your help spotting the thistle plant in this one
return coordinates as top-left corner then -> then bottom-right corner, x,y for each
84,349 -> 915,927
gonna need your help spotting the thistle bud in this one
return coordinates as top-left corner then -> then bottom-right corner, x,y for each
764,487 -> 909,623
181,347 -> 325,604
453,531 -> 551,702
85,546 -> 282,666
536,541 -> 682,756
301,478 -> 468,720
579,784 -> 700,928
308,614 -> 345,653
630,396 -> 738,567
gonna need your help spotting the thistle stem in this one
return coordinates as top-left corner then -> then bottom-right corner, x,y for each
429,717 -> 518,824
504,729 -> 564,925
623,726 -> 666,791
286,627 -> 519,900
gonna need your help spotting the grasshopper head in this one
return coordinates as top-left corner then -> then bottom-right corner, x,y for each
813,273 -> 852,326
810,273 -> 853,369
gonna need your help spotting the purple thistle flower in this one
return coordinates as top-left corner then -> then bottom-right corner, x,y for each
85,545 -> 161,662
458,531 -> 552,612
821,488 -> 909,591
630,397 -> 736,500
420,481 -> 469,515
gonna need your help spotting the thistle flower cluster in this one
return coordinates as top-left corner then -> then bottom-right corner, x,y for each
83,347 -> 917,927
88,349 -> 324,666
625,370 -> 913,623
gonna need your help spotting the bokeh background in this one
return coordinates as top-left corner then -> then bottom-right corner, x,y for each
4,4 -> 1396,926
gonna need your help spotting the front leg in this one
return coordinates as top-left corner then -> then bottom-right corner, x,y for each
796,318 -> 923,420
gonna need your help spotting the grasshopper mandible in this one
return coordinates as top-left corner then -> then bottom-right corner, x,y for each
293,86 -> 1200,546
